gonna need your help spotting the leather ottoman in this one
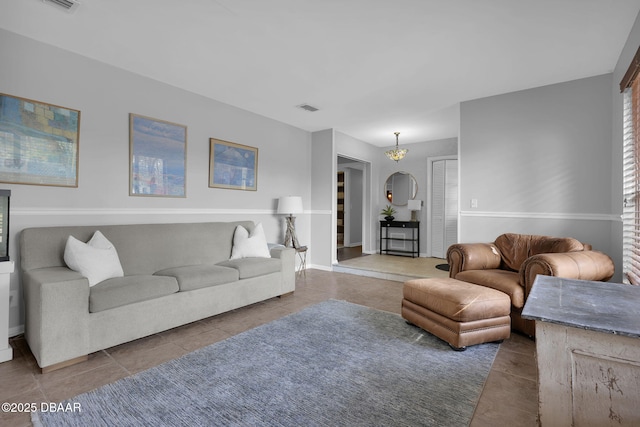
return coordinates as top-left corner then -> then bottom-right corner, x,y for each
402,277 -> 511,350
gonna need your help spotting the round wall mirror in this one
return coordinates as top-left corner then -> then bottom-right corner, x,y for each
384,172 -> 417,206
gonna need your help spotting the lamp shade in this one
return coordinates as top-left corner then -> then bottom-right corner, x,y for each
277,196 -> 303,215
407,199 -> 422,211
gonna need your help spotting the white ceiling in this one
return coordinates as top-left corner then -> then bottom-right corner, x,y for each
2,0 -> 639,146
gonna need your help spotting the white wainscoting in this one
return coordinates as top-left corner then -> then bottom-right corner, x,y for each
460,210 -> 619,221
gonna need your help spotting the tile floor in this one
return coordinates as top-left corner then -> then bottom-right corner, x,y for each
0,269 -> 538,426
336,254 -> 451,280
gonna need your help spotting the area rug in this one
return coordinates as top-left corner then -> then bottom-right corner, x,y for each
32,300 -> 499,427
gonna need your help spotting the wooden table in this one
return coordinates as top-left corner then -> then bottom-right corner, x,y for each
522,276 -> 640,426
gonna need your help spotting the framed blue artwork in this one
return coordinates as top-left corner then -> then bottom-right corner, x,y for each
209,138 -> 258,191
0,93 -> 80,187
130,113 -> 187,197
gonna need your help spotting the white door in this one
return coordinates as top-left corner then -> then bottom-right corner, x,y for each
431,159 -> 458,258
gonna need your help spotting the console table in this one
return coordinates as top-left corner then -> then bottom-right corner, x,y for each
522,276 -> 640,426
379,221 -> 419,257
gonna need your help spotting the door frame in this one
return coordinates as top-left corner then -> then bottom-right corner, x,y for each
426,155 -> 458,258
335,155 -> 370,264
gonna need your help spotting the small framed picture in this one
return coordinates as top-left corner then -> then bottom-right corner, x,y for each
130,113 -> 187,197
209,138 -> 258,191
0,93 -> 80,187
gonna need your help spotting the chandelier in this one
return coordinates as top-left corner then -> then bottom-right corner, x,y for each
385,132 -> 408,162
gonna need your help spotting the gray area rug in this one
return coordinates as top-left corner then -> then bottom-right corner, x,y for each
33,300 -> 499,427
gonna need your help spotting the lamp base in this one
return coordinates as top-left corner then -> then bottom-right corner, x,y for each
411,211 -> 419,222
284,215 -> 301,248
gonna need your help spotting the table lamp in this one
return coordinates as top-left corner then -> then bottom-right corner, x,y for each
407,199 -> 422,222
277,196 -> 303,247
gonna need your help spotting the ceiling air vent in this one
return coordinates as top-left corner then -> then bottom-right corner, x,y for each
42,0 -> 81,13
296,104 -> 319,112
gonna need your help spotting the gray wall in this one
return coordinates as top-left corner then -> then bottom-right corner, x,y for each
310,129 -> 334,268
459,74 -> 617,276
1,29 -> 313,334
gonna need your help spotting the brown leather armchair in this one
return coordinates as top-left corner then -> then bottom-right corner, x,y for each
446,233 -> 615,336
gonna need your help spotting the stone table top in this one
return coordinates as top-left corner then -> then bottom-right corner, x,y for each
521,275 -> 640,338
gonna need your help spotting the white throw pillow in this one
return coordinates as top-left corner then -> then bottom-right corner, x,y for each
64,230 -> 124,286
230,223 -> 271,260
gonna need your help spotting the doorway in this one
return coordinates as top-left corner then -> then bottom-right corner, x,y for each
337,156 -> 367,262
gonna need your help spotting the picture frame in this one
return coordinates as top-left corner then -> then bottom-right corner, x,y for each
0,93 -> 80,187
209,138 -> 258,191
130,113 -> 187,197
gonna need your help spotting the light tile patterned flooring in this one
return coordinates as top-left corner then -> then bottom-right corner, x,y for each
1,268 -> 538,427
336,253 -> 451,280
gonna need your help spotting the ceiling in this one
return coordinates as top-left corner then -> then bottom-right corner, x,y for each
2,0 -> 640,146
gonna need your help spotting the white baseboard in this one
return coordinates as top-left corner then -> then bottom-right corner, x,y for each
344,242 -> 362,247
9,325 -> 24,338
0,346 -> 12,363
307,264 -> 332,272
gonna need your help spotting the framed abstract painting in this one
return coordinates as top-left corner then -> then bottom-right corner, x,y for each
0,93 -> 80,187
130,113 -> 187,197
209,138 -> 258,191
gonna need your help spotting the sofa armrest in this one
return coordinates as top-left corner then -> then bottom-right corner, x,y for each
269,246 -> 296,294
268,243 -> 286,252
446,243 -> 502,278
520,250 -> 615,299
22,267 -> 91,368
269,245 -> 290,259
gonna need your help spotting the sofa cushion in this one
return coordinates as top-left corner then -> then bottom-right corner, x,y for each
495,233 -> 584,271
454,269 -> 525,308
89,275 -> 179,313
230,223 -> 271,259
218,258 -> 281,279
154,265 -> 239,291
64,231 -> 124,286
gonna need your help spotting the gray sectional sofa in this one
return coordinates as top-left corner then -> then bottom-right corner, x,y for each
20,221 -> 295,371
